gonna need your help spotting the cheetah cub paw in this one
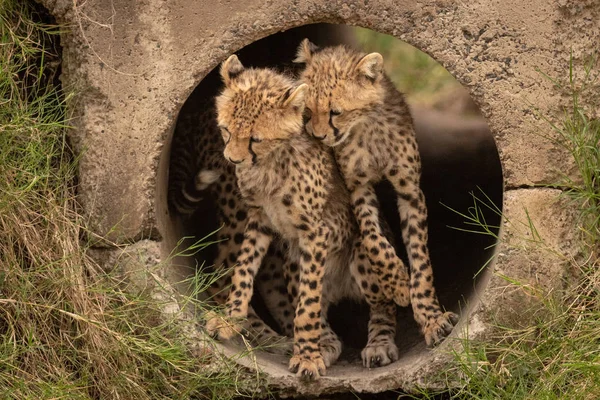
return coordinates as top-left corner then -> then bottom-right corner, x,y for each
289,354 -> 326,382
361,340 -> 399,368
422,311 -> 459,347
204,310 -> 241,341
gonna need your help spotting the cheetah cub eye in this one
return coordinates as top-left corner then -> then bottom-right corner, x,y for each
303,108 -> 312,124
330,109 -> 342,117
220,127 -> 231,144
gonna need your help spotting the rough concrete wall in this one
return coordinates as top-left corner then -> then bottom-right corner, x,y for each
474,188 -> 580,329
37,0 -> 598,395
39,0 -> 598,243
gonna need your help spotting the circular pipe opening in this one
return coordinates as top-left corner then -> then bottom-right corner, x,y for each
164,23 -> 503,391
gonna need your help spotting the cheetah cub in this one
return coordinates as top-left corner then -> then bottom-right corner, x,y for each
295,40 -> 458,346
207,55 -> 403,379
168,99 -> 296,352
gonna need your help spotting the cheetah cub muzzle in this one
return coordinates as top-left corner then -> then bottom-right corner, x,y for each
295,39 -> 459,346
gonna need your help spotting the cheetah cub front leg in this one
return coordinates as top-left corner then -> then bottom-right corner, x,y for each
287,223 -> 329,381
347,180 -> 411,308
205,208 -> 274,340
392,176 -> 459,346
284,251 -> 343,370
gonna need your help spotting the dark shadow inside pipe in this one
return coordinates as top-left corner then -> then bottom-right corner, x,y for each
168,23 -> 503,364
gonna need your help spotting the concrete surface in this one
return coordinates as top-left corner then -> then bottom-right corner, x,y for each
39,0 -> 598,241
38,0 -> 595,395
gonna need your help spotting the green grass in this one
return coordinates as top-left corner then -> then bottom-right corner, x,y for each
0,1 -> 251,398
414,55 -> 600,400
540,55 -> 600,243
353,27 -> 462,108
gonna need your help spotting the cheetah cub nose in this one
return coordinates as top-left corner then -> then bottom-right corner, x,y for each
227,157 -> 244,164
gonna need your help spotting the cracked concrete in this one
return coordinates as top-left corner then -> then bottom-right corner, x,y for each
40,0 -> 596,395
39,0 -> 598,241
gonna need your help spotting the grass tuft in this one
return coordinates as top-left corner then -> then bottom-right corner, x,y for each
0,1 -> 249,398
427,55 -> 600,400
545,54 -> 600,244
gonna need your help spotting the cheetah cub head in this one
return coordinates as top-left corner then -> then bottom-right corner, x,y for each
294,39 -> 386,147
215,55 -> 308,166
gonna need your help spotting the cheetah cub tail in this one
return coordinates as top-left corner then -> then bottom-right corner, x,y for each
175,169 -> 221,214
194,169 -> 221,191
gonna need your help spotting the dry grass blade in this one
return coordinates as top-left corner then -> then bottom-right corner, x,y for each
427,55 -> 600,400
0,1 -> 252,399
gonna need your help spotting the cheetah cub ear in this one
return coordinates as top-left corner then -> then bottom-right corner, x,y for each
282,83 -> 308,112
293,38 -> 319,63
356,53 -> 384,81
220,54 -> 245,87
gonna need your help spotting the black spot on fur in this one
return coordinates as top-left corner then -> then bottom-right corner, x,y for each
235,210 -> 247,221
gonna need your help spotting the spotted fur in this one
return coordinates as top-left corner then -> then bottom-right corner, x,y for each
168,92 -> 295,352
207,55 -> 403,380
295,40 -> 458,346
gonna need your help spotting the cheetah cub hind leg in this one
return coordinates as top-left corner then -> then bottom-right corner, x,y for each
361,337 -> 399,368
379,214 -> 411,308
